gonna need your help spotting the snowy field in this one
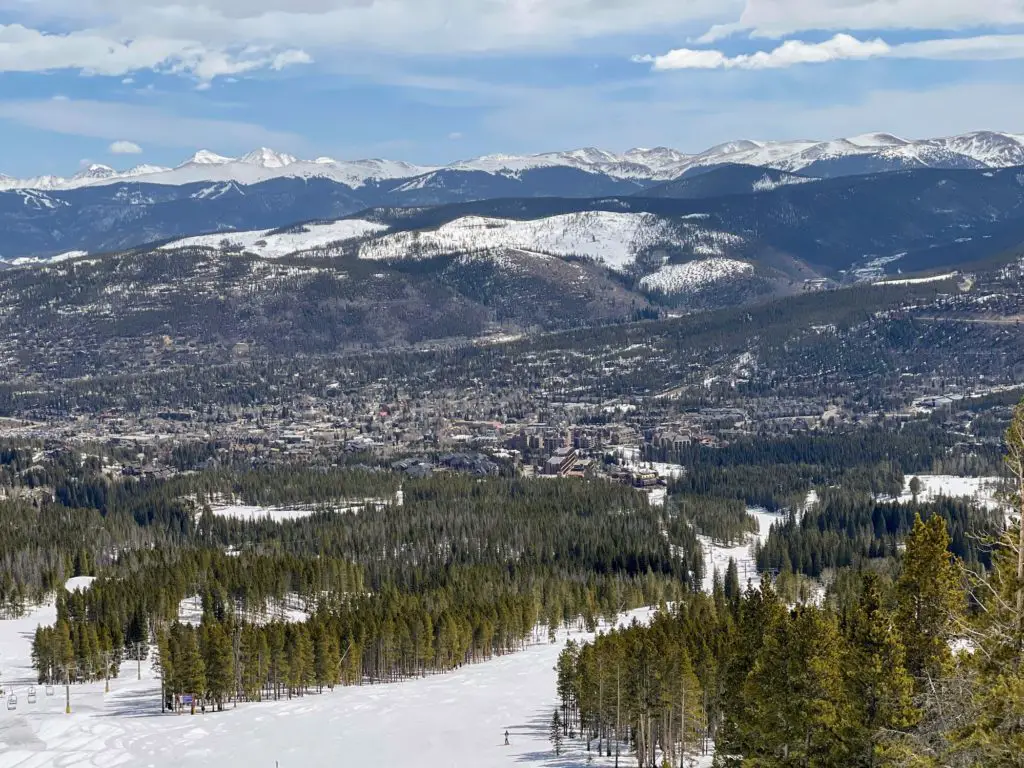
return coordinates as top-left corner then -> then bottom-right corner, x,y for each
160,219 -> 388,258
1,598 -> 705,768
882,474 -> 1008,513
207,493 -> 400,522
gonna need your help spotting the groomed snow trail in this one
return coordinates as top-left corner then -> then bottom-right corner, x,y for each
698,507 -> 786,593
1,603 -> 672,768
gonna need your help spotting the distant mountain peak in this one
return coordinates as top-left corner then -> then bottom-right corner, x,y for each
1,130 -> 1023,194
239,148 -> 298,168
71,164 -> 116,181
182,150 -> 232,166
848,132 -> 909,147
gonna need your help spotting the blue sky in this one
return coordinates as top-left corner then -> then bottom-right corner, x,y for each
1,0 -> 1024,176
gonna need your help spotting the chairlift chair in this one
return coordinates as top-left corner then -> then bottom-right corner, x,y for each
45,684 -> 55,697
27,687 -> 37,704
6,693 -> 16,710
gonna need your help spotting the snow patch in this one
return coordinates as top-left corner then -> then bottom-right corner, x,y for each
64,576 -> 96,593
879,271 -> 958,285
640,258 -> 753,294
161,219 -> 388,258
884,474 -> 1008,513
359,212 -> 680,271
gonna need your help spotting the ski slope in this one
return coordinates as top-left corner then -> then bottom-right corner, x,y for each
2,601 -> 699,768
698,507 -> 785,592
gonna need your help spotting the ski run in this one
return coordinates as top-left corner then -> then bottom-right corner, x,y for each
0,601 -> 716,768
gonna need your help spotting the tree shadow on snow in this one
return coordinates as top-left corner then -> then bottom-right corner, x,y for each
515,750 -> 610,768
96,688 -> 167,719
511,710 -> 618,768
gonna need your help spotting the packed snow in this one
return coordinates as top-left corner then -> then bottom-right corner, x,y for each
698,507 -> 784,593
639,258 -> 753,294
0,599 -> 693,768
160,220 -> 388,258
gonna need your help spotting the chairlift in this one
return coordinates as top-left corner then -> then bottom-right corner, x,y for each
27,687 -> 37,704
6,693 -> 16,711
45,684 -> 55,697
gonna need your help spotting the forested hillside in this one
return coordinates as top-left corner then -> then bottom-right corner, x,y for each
555,402 -> 1024,767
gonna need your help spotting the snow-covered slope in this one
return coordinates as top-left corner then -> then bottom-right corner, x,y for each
161,219 -> 388,258
358,212 -> 706,271
640,258 -> 753,294
0,150 -> 438,191
0,600 -> 667,768
5,130 -> 1023,192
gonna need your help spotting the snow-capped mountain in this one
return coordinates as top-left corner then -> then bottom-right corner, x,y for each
0,149 -> 440,192
4,130 -> 1023,194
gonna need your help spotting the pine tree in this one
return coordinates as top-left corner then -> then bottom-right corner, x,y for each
947,399 -> 1024,766
202,622 -> 234,711
909,476 -> 922,505
896,514 -> 962,686
718,580 -> 785,759
176,624 -> 206,703
550,709 -> 564,756
846,572 -> 918,767
953,527 -> 1024,766
743,605 -> 856,768
724,559 -> 741,616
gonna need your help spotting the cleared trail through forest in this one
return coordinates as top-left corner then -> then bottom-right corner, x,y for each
1,602 -> 659,768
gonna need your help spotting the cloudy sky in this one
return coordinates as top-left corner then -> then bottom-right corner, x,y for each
2,0 -> 1024,175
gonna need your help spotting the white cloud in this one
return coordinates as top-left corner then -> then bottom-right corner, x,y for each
892,34 -> 1024,61
0,97 -> 303,150
639,34 -> 890,70
0,23 -> 311,81
15,0 -> 730,56
108,139 -> 142,154
700,0 -> 1024,42
640,33 -> 1024,71
448,132 -> 464,140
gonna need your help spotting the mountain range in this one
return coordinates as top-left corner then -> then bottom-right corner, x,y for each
5,130 -> 1024,192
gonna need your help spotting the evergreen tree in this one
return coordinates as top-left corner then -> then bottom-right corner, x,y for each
724,559 -> 741,616
896,514 -> 962,686
846,572 -> 918,767
550,709 -> 564,756
202,621 -> 234,711
742,605 -> 856,768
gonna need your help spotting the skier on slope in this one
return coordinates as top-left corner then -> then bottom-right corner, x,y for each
504,730 -> 510,746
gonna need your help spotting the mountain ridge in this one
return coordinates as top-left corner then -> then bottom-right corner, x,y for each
5,130 -> 1024,192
